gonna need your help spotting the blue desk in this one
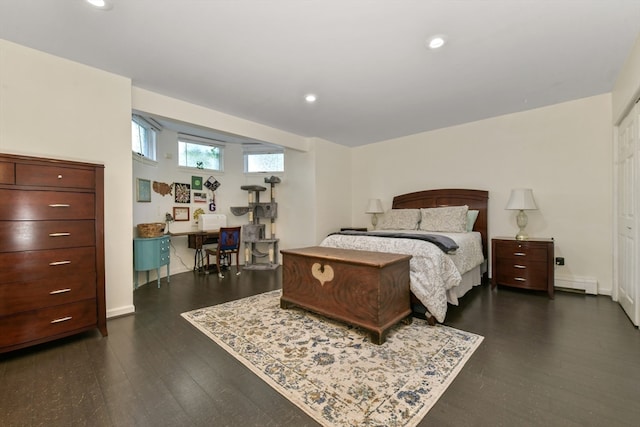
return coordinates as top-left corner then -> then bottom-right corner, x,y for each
133,235 -> 170,288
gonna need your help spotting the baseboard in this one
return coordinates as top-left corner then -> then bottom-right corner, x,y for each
107,304 -> 135,318
555,274 -> 598,295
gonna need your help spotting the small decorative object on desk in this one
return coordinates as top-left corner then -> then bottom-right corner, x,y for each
137,222 -> 165,238
193,207 -> 205,222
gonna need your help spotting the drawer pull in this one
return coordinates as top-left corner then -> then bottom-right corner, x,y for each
57,174 -> 63,179
49,232 -> 71,237
514,277 -> 527,282
49,260 -> 71,266
514,264 -> 526,269
48,203 -> 70,208
51,316 -> 72,324
50,288 -> 71,295
514,252 -> 526,256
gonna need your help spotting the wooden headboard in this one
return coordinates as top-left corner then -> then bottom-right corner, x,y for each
392,189 -> 489,257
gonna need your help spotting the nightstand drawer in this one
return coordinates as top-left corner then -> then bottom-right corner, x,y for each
494,241 -> 548,261
495,260 -> 548,290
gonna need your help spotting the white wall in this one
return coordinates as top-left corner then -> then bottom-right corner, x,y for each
613,33 -> 640,124
313,138 -> 353,242
352,94 -> 614,294
0,40 -> 135,317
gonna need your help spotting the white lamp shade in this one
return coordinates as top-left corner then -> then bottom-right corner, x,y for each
505,188 -> 538,210
366,198 -> 384,214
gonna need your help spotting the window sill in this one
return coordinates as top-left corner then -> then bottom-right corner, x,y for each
132,152 -> 158,166
177,166 -> 223,174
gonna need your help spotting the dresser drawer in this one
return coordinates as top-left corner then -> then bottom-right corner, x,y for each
0,275 -> 97,316
0,161 -> 14,184
0,299 -> 98,348
0,189 -> 95,220
495,259 -> 548,291
0,220 -> 95,252
0,247 -> 96,283
494,241 -> 548,262
15,163 -> 95,189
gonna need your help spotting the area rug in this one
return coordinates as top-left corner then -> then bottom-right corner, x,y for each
181,290 -> 483,427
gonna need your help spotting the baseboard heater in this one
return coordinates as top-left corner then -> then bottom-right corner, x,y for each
554,275 -> 598,295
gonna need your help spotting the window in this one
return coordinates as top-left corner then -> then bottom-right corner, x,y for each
244,148 -> 284,173
178,135 -> 223,171
131,115 -> 157,161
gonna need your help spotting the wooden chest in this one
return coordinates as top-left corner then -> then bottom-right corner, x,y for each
280,246 -> 412,344
0,153 -> 106,353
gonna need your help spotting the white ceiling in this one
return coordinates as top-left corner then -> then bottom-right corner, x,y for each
1,0 -> 639,147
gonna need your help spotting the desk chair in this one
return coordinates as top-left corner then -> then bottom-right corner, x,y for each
205,227 -> 241,278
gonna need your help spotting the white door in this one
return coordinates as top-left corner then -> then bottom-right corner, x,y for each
616,103 -> 639,326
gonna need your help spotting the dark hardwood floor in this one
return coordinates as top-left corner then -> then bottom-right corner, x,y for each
1,268 -> 639,426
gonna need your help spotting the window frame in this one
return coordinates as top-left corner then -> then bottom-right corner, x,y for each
131,115 -> 158,163
177,134 -> 225,172
243,146 -> 285,174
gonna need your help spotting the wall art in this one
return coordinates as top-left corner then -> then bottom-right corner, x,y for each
136,178 -> 151,202
173,206 -> 190,221
174,183 -> 191,203
191,175 -> 203,190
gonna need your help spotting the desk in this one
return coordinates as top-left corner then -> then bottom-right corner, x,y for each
170,230 -> 219,271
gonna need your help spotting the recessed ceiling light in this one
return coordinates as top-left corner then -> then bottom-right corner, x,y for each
305,94 -> 317,103
86,0 -> 113,10
427,35 -> 446,50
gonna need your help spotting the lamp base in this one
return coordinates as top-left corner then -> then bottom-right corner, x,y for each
515,209 -> 529,240
371,213 -> 379,228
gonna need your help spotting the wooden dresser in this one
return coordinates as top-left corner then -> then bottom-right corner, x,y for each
491,237 -> 554,299
0,153 -> 106,353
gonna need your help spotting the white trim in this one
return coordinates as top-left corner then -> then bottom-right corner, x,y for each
132,151 -> 158,166
107,304 -> 135,318
555,274 -> 598,295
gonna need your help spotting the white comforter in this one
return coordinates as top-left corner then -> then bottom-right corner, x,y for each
319,230 -> 484,323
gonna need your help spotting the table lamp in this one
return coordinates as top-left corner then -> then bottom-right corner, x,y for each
505,188 -> 538,240
366,198 -> 384,228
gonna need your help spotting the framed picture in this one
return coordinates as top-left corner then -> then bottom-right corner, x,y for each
193,192 -> 207,203
173,206 -> 190,221
136,178 -> 151,202
174,183 -> 191,203
191,175 -> 203,190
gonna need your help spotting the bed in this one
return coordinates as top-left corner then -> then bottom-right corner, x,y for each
320,189 -> 489,324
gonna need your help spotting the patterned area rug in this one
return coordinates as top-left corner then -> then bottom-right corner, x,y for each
181,290 -> 483,427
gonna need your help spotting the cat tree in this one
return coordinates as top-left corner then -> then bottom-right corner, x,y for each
231,176 -> 280,270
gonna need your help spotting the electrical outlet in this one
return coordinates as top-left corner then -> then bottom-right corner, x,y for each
555,257 -> 565,266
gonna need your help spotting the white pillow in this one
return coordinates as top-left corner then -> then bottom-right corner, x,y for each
466,210 -> 479,232
377,209 -> 421,230
419,205 -> 469,232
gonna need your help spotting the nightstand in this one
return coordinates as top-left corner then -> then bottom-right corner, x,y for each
491,237 -> 554,298
134,235 -> 171,288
